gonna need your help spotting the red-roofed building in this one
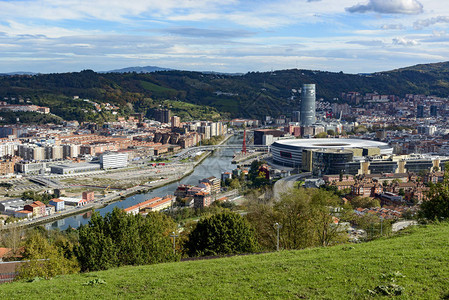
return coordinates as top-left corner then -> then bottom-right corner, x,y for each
199,177 -> 220,194
82,191 -> 95,203
14,210 -> 33,219
24,201 -> 46,217
146,196 -> 175,212
124,197 -> 162,215
124,196 -> 175,215
0,248 -> 12,262
0,247 -> 23,262
216,196 -> 228,202
194,192 -> 212,208
174,184 -> 193,198
49,198 -> 65,212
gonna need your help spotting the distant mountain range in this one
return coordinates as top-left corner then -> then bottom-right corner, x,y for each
0,66 -> 174,76
1,66 -> 246,76
102,66 -> 174,73
102,66 -> 243,76
0,71 -> 37,76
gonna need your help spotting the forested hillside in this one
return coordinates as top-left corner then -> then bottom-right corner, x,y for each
2,61 -> 449,122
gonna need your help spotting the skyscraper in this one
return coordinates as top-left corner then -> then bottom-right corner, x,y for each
155,108 -> 171,123
292,111 -> 301,122
171,116 -> 181,128
417,105 -> 424,118
430,105 -> 438,117
300,84 -> 316,126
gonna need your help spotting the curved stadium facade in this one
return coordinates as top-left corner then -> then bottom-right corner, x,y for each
271,138 -> 395,175
272,139 -> 393,167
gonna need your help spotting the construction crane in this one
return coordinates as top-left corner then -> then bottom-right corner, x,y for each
242,128 -> 247,155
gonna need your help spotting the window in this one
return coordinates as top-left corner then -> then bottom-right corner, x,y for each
280,151 -> 292,158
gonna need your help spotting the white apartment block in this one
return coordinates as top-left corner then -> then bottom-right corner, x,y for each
100,152 -> 129,169
0,142 -> 18,157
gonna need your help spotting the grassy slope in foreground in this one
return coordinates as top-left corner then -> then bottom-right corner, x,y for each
2,223 -> 449,299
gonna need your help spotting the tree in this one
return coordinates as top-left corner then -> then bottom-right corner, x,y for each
315,132 -> 328,138
349,197 -> 380,209
17,230 -> 79,280
0,226 -> 24,254
76,208 -> 177,272
309,189 -> 348,246
355,125 -> 368,133
22,190 -> 55,205
186,211 -> 259,257
246,188 -> 348,250
419,172 -> 449,220
229,178 -> 241,190
352,214 -> 392,239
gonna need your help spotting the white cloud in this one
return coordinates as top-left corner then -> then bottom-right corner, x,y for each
381,24 -> 405,30
0,0 -> 448,74
0,0 -> 238,22
0,20 -> 94,38
414,16 -> 449,29
392,36 -> 419,45
346,0 -> 424,14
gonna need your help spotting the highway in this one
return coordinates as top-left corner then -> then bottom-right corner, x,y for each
272,172 -> 311,201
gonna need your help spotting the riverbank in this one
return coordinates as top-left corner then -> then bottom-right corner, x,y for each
1,134 -> 235,230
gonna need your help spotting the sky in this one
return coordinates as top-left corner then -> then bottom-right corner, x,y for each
0,0 -> 449,74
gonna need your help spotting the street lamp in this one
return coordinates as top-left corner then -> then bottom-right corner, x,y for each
274,222 -> 282,251
170,231 -> 179,255
380,216 -> 383,236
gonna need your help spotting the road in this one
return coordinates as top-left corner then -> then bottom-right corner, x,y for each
392,220 -> 418,232
273,173 -> 311,201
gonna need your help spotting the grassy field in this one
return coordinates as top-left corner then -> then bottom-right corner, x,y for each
139,80 -> 178,94
2,223 -> 449,299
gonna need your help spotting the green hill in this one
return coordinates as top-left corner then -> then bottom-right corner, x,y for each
2,223 -> 449,299
3,61 -> 449,122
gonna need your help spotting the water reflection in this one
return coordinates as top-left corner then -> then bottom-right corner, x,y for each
49,135 -> 241,230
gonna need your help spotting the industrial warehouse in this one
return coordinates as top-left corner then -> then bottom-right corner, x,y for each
271,138 -> 449,176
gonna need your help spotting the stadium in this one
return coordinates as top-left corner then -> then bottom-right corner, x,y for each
271,138 -> 394,171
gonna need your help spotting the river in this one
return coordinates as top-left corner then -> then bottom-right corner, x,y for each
45,135 -> 242,230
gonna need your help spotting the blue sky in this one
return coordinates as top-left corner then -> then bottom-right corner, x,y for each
0,0 -> 448,74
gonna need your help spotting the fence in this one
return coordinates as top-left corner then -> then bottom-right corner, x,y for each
0,260 -> 23,283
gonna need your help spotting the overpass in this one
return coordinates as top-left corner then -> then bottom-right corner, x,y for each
175,144 -> 270,159
28,176 -> 63,188
198,144 -> 268,150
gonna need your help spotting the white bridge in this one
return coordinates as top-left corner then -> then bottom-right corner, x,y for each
175,144 -> 270,159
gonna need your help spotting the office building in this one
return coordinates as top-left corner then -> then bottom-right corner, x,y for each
155,109 -> 171,123
100,152 -> 128,169
430,105 -> 438,117
62,144 -> 80,158
300,84 -> 316,126
292,111 -> 301,122
171,116 -> 181,128
417,105 -> 424,118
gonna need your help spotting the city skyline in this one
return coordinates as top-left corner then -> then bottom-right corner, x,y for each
0,0 -> 449,74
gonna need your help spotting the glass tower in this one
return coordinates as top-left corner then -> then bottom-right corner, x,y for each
300,84 -> 316,126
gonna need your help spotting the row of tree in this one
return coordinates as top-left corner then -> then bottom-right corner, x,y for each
9,174 -> 449,279
16,188 -> 349,276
